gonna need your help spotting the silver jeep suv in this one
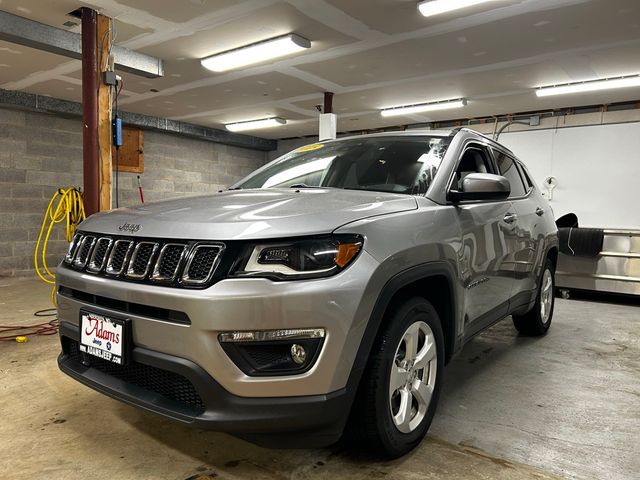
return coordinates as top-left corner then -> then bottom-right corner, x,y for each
57,128 -> 558,458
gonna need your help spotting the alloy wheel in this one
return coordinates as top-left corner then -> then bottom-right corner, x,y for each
388,321 -> 437,433
540,268 -> 553,324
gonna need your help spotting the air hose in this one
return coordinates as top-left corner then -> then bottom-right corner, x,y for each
33,187 -> 86,305
5,188 -> 84,342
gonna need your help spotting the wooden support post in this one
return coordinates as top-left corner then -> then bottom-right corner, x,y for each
97,13 -> 112,211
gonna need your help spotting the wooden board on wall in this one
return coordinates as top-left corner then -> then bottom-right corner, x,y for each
113,126 -> 144,173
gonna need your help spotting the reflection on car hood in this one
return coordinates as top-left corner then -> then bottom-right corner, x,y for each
79,188 -> 418,240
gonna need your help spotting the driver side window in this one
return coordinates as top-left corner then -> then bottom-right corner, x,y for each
451,146 -> 494,192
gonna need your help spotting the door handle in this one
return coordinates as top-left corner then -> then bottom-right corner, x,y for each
536,207 -> 545,216
503,213 -> 518,224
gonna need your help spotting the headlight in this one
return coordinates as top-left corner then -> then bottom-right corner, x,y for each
233,235 -> 363,280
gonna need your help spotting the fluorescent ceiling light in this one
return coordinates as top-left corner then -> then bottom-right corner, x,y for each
536,75 -> 640,97
201,34 -> 311,72
381,99 -> 467,117
418,0 -> 498,17
225,117 -> 287,132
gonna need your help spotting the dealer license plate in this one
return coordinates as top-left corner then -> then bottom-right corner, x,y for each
79,312 -> 127,365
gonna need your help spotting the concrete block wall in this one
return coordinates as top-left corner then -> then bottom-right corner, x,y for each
0,107 -> 267,277
113,132 -> 264,206
267,137 -> 313,162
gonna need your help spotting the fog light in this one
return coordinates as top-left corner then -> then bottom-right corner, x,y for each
218,328 -> 325,376
290,344 -> 306,365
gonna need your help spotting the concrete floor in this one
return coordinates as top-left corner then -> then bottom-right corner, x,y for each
1,278 -> 638,480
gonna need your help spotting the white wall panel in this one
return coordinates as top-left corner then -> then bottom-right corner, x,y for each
499,122 -> 640,229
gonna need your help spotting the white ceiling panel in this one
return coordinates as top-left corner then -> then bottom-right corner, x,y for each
0,0 -> 638,139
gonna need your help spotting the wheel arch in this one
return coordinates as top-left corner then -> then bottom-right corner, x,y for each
381,274 -> 456,365
348,262 -> 459,389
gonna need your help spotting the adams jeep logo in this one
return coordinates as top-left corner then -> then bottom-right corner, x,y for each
118,222 -> 141,233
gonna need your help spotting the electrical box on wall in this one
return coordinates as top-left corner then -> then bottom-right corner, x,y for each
113,126 -> 144,173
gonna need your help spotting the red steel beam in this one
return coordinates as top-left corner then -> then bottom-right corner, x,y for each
323,91 -> 334,114
81,7 -> 99,216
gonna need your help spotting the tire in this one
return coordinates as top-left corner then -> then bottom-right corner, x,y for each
512,258 -> 555,336
351,297 -> 445,458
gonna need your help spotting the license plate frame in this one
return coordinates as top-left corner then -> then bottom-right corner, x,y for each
79,310 -> 131,365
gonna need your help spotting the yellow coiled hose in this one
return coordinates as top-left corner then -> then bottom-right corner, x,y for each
34,187 -> 85,305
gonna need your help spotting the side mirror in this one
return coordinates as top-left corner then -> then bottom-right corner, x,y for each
448,173 -> 510,202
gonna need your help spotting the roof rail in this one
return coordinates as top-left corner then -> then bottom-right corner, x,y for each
453,127 -> 516,155
449,126 -> 490,138
459,127 -> 491,139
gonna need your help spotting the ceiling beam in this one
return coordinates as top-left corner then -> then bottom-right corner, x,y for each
0,10 -> 164,78
0,88 -> 276,151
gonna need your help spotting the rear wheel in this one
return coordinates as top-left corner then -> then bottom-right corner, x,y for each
352,297 -> 444,458
513,258 -> 555,336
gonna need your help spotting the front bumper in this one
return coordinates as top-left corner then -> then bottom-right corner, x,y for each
55,248 -> 382,442
55,249 -> 379,398
58,322 -> 351,447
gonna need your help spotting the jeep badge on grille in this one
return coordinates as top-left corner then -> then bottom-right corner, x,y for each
118,223 -> 141,233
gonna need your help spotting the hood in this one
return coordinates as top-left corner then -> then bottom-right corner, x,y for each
79,188 -> 417,240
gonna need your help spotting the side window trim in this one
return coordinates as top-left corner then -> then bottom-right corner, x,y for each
445,142 -> 501,204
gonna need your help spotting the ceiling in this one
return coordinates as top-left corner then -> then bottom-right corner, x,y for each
1,0 -> 639,139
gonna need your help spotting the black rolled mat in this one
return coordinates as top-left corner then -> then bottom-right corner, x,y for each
558,227 -> 604,257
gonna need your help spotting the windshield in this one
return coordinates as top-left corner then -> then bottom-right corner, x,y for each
236,136 -> 451,195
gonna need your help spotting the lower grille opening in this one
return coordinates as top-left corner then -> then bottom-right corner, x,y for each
65,338 -> 205,414
58,287 -> 190,325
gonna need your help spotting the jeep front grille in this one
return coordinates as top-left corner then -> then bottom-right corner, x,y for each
74,236 -> 95,268
106,240 -> 133,275
182,244 -> 223,285
126,242 -> 158,279
65,234 -> 83,263
65,233 -> 224,288
88,237 -> 112,272
151,244 -> 186,282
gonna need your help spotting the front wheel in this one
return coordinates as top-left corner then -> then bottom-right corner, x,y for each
352,297 -> 445,458
513,258 -> 555,336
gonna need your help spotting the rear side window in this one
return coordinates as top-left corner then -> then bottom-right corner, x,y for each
494,151 -> 526,198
